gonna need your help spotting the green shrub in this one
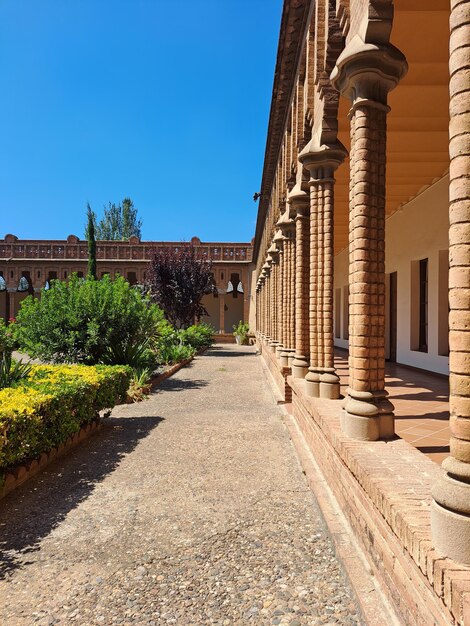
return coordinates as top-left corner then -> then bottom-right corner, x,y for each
158,342 -> 195,365
179,323 -> 214,351
0,319 -> 15,358
0,352 -> 32,390
233,321 -> 250,345
102,338 -> 157,371
0,363 -> 131,472
15,275 -> 164,365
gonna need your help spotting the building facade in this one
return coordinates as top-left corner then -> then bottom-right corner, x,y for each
0,234 -> 253,334
253,1 -> 470,624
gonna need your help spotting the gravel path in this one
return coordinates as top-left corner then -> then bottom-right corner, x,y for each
0,344 -> 364,626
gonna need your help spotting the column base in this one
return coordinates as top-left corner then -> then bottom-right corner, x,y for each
305,367 -> 321,397
431,458 -> 470,564
279,348 -> 291,367
287,350 -> 296,369
269,340 -> 279,354
275,344 -> 284,359
342,389 -> 395,441
431,500 -> 470,564
291,355 -> 309,378
320,368 -> 341,400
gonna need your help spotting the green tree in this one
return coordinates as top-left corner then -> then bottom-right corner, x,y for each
94,198 -> 143,240
86,203 -> 97,279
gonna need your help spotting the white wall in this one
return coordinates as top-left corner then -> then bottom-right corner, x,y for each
334,175 -> 450,375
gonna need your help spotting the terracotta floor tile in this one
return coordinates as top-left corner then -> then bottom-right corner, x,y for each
334,349 -> 449,465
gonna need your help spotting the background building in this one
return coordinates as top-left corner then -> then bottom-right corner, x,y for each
0,234 -> 253,335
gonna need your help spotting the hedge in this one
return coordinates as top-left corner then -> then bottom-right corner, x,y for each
0,364 -> 131,472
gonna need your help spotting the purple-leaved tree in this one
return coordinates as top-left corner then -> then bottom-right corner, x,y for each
146,246 -> 217,329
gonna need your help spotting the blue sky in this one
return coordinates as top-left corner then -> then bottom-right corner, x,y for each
0,0 -> 282,243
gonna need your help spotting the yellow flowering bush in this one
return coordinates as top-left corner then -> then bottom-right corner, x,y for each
0,364 -> 131,474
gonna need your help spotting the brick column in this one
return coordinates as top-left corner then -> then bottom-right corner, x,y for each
273,230 -> 285,360
331,40 -> 407,440
431,0 -> 470,564
261,269 -> 268,342
290,185 -> 310,378
268,246 -> 280,353
300,146 -> 347,399
287,224 -> 296,368
265,259 -> 273,342
278,211 -> 296,367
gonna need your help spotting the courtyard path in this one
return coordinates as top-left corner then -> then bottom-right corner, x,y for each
0,344 -> 363,626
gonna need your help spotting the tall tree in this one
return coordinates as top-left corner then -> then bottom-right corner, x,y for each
147,246 -> 216,328
86,203 -> 97,279
94,198 -> 143,240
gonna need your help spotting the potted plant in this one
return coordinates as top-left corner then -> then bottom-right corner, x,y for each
233,321 -> 250,345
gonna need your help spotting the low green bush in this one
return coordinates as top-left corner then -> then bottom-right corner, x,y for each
0,363 -> 131,472
159,342 -> 195,365
179,323 -> 214,351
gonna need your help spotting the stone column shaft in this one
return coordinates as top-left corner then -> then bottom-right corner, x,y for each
331,39 -> 407,440
291,192 -> 310,378
287,231 -> 296,356
299,144 -> 346,399
278,206 -> 297,365
431,0 -> 470,564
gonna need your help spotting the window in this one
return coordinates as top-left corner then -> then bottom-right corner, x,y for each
438,250 -> 449,356
418,259 -> 428,352
230,273 -> 240,298
342,285 -> 349,340
127,271 -> 137,285
411,259 -> 428,352
335,288 -> 341,338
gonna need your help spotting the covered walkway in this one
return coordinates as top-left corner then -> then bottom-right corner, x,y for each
0,345 -> 366,626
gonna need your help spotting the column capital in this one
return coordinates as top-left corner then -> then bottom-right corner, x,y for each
276,210 -> 295,235
267,242 -> 280,262
330,34 -> 407,105
287,182 -> 309,218
273,229 -> 285,249
298,141 -> 348,179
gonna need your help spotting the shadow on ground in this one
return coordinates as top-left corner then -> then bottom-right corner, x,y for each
0,415 -> 163,579
207,347 -> 254,358
158,378 -> 209,392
